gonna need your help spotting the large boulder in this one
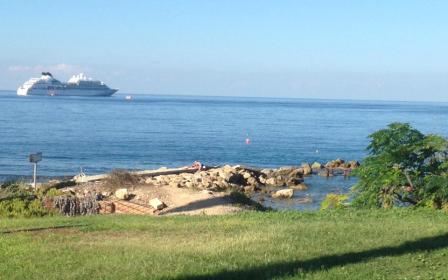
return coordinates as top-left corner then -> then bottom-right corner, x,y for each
227,173 -> 246,185
149,198 -> 166,210
115,188 -> 129,200
301,163 -> 312,175
326,159 -> 345,168
242,172 -> 252,179
265,177 -> 276,186
272,189 -> 294,199
348,160 -> 360,169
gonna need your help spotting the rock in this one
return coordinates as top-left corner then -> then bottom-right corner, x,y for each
286,177 -> 303,186
244,185 -> 255,193
115,188 -> 129,200
227,173 -> 246,185
242,172 -> 252,179
301,163 -> 312,175
149,198 -> 166,210
265,177 -> 276,186
247,177 -> 258,186
311,162 -> 322,169
318,169 -> 333,177
169,181 -> 180,188
325,159 -> 345,168
201,179 -> 212,189
290,183 -> 308,190
222,165 -> 235,173
261,169 -> 272,175
259,175 -> 267,184
62,188 -> 76,195
271,189 -> 294,199
184,181 -> 194,188
348,160 -> 360,169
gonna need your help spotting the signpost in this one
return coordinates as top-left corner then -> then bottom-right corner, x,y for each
29,152 -> 42,189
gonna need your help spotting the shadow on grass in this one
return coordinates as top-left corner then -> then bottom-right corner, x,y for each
163,196 -> 232,214
175,233 -> 448,280
0,224 -> 88,234
163,192 -> 266,214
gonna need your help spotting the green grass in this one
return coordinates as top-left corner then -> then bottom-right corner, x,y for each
1,210 -> 448,279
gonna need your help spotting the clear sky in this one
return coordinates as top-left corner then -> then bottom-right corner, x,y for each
1,1 -> 447,101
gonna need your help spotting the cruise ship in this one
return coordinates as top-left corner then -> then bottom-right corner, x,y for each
17,72 -> 118,97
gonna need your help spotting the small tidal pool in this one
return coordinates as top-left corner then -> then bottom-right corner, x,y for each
252,175 -> 358,210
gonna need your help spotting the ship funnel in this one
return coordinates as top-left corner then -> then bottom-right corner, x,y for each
41,72 -> 53,77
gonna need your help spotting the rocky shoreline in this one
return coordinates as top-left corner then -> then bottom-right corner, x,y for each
44,159 -> 359,216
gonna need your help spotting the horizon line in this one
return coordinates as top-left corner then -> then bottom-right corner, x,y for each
0,89 -> 447,104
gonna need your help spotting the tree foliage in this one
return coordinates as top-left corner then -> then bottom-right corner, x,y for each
352,122 -> 448,208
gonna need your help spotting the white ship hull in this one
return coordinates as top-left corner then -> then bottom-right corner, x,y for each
18,88 -> 117,97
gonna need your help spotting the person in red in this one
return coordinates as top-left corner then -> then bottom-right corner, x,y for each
191,161 -> 203,171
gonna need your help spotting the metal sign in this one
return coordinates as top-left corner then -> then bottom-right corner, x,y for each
29,152 -> 42,163
29,152 -> 42,189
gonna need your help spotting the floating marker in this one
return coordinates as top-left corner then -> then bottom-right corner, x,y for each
245,138 -> 251,145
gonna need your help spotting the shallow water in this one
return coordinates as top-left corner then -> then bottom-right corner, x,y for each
1,91 -> 447,209
252,175 -> 357,210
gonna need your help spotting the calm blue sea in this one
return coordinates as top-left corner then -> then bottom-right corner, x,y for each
2,91 -> 447,209
1,91 -> 448,180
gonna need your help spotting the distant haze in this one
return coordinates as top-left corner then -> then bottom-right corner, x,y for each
1,1 -> 447,101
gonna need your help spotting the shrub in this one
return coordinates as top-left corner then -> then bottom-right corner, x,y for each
44,188 -> 64,197
104,169 -> 140,189
320,194 -> 349,210
0,181 -> 49,218
0,198 -> 48,218
352,123 -> 448,208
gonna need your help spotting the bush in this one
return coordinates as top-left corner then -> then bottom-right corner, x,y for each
320,194 -> 349,210
0,198 -> 48,218
352,123 -> 448,208
104,169 -> 140,189
0,181 -> 49,217
44,187 -> 64,197
0,181 -> 33,198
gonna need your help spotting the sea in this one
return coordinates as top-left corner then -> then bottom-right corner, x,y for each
1,90 -> 447,209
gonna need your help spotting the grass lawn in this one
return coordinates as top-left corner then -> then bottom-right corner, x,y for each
1,210 -> 448,279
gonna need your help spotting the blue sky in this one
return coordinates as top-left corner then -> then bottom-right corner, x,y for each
1,1 -> 447,101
